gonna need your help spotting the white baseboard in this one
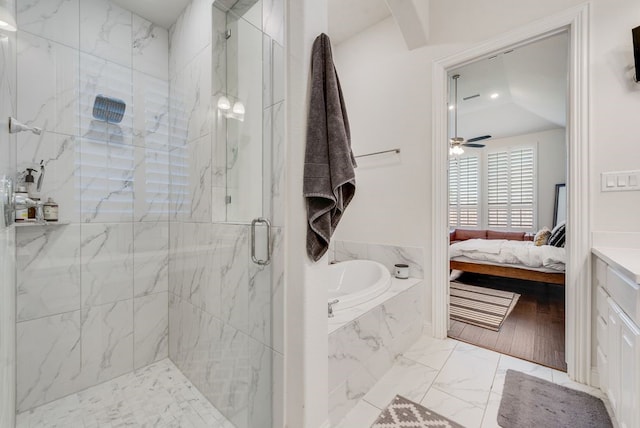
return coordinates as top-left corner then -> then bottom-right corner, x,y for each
590,367 -> 600,389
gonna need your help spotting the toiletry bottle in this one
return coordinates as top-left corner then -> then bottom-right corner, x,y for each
27,197 -> 40,220
24,168 -> 37,196
14,186 -> 28,222
43,198 -> 59,222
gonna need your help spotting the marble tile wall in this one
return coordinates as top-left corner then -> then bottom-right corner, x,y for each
167,0 -> 284,427
328,282 -> 424,424
331,240 -> 425,279
0,227 -> 16,427
14,0 -> 170,412
0,3 -> 17,424
167,223 -> 284,428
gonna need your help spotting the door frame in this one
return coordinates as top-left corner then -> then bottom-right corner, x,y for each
430,3 -> 591,383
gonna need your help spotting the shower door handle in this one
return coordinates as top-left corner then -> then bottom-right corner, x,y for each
251,217 -> 271,265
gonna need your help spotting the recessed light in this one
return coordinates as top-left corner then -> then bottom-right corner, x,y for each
449,105 -> 455,110
490,93 -> 499,99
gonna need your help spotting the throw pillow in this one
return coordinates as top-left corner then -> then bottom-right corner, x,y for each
548,222 -> 566,247
534,227 -> 551,246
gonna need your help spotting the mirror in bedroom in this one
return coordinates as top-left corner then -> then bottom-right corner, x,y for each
447,32 -> 569,371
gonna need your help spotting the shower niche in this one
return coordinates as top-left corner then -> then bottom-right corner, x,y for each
214,0 -> 282,224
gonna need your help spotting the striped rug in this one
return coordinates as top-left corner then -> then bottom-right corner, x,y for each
450,282 -> 520,331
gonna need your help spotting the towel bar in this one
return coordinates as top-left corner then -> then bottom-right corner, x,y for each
354,148 -> 400,159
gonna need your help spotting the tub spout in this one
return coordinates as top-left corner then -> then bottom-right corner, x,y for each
328,299 -> 339,318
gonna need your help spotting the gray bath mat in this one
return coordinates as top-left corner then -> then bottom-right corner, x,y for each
498,370 -> 613,428
371,395 -> 463,428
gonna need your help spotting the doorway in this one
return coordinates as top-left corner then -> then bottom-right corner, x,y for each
430,4 -> 592,383
445,33 -> 568,371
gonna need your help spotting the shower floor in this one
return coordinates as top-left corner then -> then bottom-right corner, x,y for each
16,359 -> 234,428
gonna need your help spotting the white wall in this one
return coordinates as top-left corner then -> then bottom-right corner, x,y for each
473,128 -> 567,230
286,0 -> 331,426
332,17 -> 432,248
590,1 -> 640,232
330,1 -> 640,333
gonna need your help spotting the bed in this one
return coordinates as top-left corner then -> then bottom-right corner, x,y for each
449,237 -> 566,285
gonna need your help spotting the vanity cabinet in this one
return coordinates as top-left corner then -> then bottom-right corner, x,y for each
593,253 -> 640,428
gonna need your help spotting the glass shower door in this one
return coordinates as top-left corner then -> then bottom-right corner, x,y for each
167,1 -> 284,427
0,21 -> 17,428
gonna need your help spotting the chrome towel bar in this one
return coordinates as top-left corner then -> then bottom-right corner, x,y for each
354,148 -> 400,159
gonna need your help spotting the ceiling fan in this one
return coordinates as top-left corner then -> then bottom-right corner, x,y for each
450,74 -> 490,154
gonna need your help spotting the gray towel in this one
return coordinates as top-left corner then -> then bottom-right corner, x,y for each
304,33 -> 357,262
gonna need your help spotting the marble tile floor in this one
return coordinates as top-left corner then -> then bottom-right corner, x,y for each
335,334 -> 616,428
16,359 -> 234,428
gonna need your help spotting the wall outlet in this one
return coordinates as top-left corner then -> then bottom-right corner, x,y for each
601,170 -> 640,192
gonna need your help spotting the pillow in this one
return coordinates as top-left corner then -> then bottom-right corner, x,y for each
487,230 -> 526,241
548,222 -> 566,247
534,227 -> 551,246
455,229 -> 487,241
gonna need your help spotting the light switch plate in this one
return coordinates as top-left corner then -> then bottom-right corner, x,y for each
602,170 -> 640,192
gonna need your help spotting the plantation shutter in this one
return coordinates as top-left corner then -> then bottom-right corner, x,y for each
487,147 -> 535,230
449,156 -> 479,228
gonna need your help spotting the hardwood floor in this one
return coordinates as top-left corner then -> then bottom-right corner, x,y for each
447,272 -> 567,372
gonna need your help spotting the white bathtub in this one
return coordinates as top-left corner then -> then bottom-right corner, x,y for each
324,260 -> 391,311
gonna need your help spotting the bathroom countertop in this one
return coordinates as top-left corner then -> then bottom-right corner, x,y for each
328,277 -> 422,334
592,247 -> 640,284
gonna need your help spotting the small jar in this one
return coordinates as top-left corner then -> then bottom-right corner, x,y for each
28,197 -> 40,219
394,263 -> 409,279
43,197 -> 59,222
14,186 -> 28,222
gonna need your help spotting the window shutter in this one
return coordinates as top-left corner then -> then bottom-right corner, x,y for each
449,156 -> 479,228
487,147 -> 535,230
487,151 -> 509,228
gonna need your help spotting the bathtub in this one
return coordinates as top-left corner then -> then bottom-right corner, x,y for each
325,260 -> 424,424
324,260 -> 391,311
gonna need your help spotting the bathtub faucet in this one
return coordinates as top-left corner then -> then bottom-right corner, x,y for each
328,299 -> 339,318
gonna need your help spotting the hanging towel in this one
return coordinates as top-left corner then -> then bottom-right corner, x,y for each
304,33 -> 357,262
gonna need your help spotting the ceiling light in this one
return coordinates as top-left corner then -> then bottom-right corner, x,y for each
0,6 -> 16,32
490,93 -> 499,99
450,144 -> 464,156
449,105 -> 454,110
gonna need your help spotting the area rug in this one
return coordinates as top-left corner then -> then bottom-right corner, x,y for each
450,282 -> 520,331
371,395 -> 463,428
498,370 -> 613,428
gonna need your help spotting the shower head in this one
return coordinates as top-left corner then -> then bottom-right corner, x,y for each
92,95 -> 126,124
8,117 -> 42,135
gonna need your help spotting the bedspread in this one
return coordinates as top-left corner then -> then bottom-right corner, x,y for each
449,239 -> 565,272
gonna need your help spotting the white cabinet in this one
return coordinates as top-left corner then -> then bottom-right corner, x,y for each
594,253 -> 640,428
619,311 -> 640,428
606,299 -> 621,414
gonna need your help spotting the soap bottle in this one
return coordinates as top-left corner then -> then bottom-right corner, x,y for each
43,197 -> 59,222
24,168 -> 37,196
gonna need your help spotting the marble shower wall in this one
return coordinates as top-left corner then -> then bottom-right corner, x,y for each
14,0 -> 170,412
168,1 -> 285,427
0,3 -> 18,424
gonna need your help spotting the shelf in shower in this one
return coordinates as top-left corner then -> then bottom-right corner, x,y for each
14,222 -> 69,227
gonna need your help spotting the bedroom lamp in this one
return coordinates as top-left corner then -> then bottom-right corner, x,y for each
449,74 -> 465,156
